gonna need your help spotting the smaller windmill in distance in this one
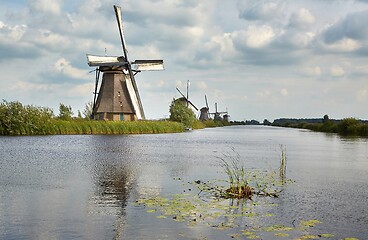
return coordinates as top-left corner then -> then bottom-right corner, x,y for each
175,80 -> 198,112
212,103 -> 229,121
199,95 -> 209,121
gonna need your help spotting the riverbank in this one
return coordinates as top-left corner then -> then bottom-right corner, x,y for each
0,100 -> 235,136
0,118 -> 188,136
272,118 -> 368,137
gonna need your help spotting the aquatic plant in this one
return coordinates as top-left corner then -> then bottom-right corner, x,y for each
192,149 -> 289,200
218,150 -> 253,199
279,145 -> 287,184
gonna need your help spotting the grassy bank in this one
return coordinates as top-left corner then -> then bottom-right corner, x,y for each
0,100 -> 186,135
1,118 -> 186,136
275,118 -> 368,137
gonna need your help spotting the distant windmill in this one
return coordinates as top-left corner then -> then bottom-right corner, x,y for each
199,95 -> 209,121
175,80 -> 198,111
211,102 -> 228,121
86,5 -> 164,121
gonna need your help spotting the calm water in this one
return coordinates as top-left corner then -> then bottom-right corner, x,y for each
0,126 -> 367,239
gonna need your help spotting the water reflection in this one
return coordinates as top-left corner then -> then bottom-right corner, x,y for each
88,135 -> 138,239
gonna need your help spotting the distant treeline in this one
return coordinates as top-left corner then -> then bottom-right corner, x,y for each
272,117 -> 368,137
230,116 -> 368,137
0,100 -> 185,135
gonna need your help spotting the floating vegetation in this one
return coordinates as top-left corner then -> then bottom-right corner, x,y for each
195,148 -> 290,200
135,150 -> 357,240
264,224 -> 294,232
318,233 -> 334,238
300,219 -> 322,228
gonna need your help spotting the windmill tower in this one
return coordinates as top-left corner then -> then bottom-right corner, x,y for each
199,95 -> 209,121
87,5 -> 164,121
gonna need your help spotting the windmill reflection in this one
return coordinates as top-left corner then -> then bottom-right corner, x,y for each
92,163 -> 134,207
91,161 -> 135,240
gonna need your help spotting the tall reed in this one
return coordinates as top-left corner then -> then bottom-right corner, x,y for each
279,145 -> 287,184
218,149 -> 253,199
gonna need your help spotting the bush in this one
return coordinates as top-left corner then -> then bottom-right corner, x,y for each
337,118 -> 360,135
169,98 -> 196,128
0,100 -> 54,135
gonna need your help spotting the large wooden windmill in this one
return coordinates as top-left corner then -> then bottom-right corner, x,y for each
87,5 -> 164,121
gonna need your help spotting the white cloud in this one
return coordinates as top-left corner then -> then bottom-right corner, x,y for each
0,21 -> 27,42
238,1 -> 285,22
54,58 -> 89,80
289,8 -> 315,28
322,38 -> 361,52
330,65 -> 345,77
297,66 -> 322,77
195,81 -> 208,91
256,90 -> 271,98
356,89 -> 368,102
233,25 -> 275,49
66,83 -> 94,98
29,0 -> 62,15
280,88 -> 288,96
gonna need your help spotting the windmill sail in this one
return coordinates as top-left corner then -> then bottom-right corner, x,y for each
132,60 -> 164,71
114,5 -> 129,60
87,55 -> 127,67
176,87 -> 198,111
125,75 -> 143,120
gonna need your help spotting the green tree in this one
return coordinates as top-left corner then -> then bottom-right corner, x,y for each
83,101 -> 93,119
58,103 -> 73,120
169,98 -> 196,128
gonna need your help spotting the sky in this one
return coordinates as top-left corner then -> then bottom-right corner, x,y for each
0,0 -> 368,121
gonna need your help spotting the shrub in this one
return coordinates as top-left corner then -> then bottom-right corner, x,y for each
169,98 -> 196,128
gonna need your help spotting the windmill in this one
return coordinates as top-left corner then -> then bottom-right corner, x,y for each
86,5 -> 164,121
212,102 -> 229,121
199,95 -> 209,121
175,80 -> 198,111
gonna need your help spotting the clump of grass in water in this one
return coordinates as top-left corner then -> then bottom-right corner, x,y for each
201,147 -> 289,199
279,145 -> 287,184
218,150 -> 253,199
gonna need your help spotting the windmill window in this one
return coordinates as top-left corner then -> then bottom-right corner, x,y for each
117,91 -> 121,97
120,101 -> 123,107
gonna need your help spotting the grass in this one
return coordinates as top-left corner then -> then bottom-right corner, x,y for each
45,119 -> 185,135
196,148 -> 289,199
218,149 -> 253,199
0,100 -> 187,135
279,145 -> 287,184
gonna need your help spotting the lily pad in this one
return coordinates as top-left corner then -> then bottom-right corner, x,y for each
264,224 -> 294,232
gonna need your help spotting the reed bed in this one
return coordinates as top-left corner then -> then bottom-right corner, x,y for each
35,120 -> 185,136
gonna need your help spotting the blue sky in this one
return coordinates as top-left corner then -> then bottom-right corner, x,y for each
0,0 -> 368,121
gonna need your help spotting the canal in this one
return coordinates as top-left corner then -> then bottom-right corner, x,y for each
0,126 -> 367,239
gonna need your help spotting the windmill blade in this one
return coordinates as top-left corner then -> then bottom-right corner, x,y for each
87,54 -> 127,67
176,87 -> 198,111
92,68 -> 101,118
188,100 -> 198,111
205,95 -> 209,109
132,60 -> 164,71
176,87 -> 186,99
114,5 -> 146,119
114,5 -> 129,60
